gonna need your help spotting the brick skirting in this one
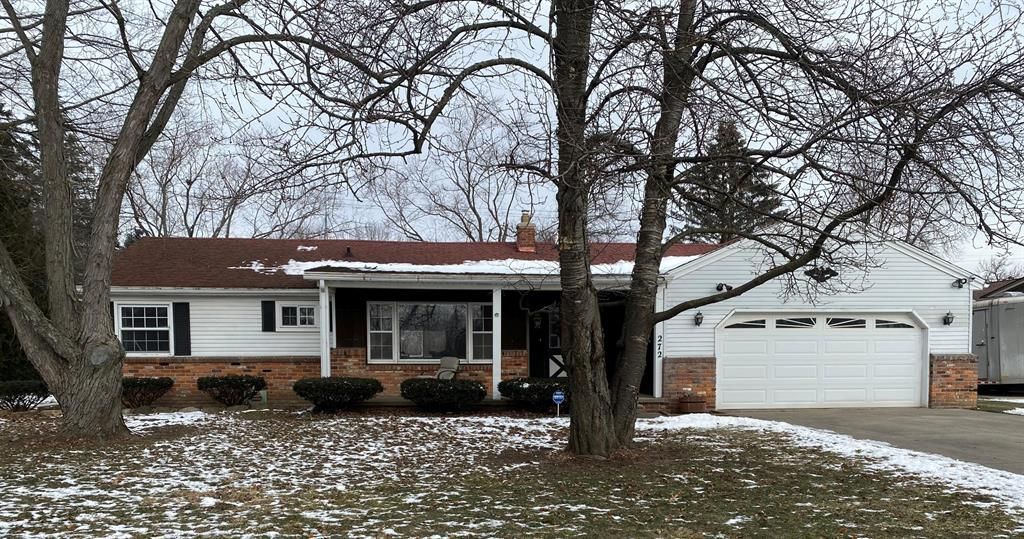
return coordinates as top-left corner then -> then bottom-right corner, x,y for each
123,349 -> 531,407
330,348 -> 529,396
928,353 -> 978,408
123,356 -> 319,407
662,357 -> 717,411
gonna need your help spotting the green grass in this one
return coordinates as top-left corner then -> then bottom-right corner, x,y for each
0,411 -> 1021,537
977,398 -> 1024,414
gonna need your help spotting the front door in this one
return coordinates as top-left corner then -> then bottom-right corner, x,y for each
529,311 -> 566,378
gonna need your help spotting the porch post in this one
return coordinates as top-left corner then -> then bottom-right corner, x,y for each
653,284 -> 665,398
318,279 -> 331,377
491,287 -> 502,399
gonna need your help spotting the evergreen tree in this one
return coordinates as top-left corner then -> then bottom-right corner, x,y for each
0,106 -> 44,381
0,107 -> 94,381
673,120 -> 785,243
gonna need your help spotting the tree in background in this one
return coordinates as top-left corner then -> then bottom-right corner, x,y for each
364,103 -> 546,242
671,120 -> 785,244
976,253 -> 1024,284
0,106 -> 92,381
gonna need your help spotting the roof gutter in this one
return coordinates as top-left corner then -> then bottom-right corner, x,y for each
301,270 -> 659,290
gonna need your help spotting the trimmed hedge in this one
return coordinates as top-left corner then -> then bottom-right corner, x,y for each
121,377 -> 174,408
293,377 -> 383,412
197,375 -> 267,406
0,380 -> 49,411
498,377 -> 569,410
400,378 -> 486,411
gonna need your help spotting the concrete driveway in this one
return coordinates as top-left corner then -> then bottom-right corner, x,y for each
727,408 -> 1024,475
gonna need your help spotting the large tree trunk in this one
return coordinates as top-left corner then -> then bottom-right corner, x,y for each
552,0 -> 620,457
0,0 -> 202,438
607,0 -> 700,446
54,351 -> 127,436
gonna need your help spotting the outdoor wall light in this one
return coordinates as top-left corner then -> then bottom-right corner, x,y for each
805,266 -> 839,283
943,312 -> 955,326
694,311 -> 704,326
952,278 -> 969,289
716,283 -> 733,292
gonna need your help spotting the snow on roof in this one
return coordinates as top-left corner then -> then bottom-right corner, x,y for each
232,255 -> 701,278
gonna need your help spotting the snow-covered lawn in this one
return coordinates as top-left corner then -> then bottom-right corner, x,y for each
0,411 -> 1021,537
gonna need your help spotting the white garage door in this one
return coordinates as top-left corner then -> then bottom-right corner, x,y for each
717,314 -> 924,409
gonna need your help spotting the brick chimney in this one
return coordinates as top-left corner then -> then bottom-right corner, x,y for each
515,211 -> 536,253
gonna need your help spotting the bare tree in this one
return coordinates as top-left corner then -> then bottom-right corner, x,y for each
363,102 -> 544,242
976,253 -> 1024,284
0,0 -> 380,436
275,0 -> 1024,456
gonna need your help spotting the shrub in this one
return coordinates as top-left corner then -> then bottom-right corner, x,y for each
498,377 -> 569,410
400,378 -> 486,411
293,377 -> 383,412
197,375 -> 267,406
121,377 -> 174,408
0,380 -> 49,412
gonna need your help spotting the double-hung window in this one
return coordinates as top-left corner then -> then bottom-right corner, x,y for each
118,304 -> 171,354
280,304 -> 317,330
368,302 -> 494,363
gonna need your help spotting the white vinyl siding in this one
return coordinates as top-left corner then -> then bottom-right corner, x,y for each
112,294 -> 320,357
662,243 -> 973,358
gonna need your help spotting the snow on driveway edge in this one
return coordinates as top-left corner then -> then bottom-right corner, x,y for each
638,414 -> 1024,517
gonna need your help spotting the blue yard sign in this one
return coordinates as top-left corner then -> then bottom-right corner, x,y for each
552,390 -> 566,416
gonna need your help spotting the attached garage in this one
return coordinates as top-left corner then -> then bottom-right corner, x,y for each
715,313 -> 927,410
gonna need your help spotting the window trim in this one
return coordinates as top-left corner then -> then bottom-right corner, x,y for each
470,302 -> 494,362
366,301 -> 493,364
115,302 -> 174,357
278,302 -> 319,331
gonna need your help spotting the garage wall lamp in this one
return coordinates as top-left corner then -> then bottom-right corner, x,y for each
694,311 -> 704,326
943,312 -> 955,326
951,278 -> 969,289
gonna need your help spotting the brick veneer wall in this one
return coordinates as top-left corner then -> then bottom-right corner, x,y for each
662,357 -> 716,410
929,353 -> 978,409
123,356 -> 319,407
331,348 -> 530,396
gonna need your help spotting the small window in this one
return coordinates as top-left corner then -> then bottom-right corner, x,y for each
876,319 -> 914,329
471,304 -> 494,361
119,305 -> 171,353
281,304 -> 317,329
725,319 -> 766,329
549,311 -> 561,349
368,303 -> 395,361
776,317 -> 816,329
827,317 -> 866,329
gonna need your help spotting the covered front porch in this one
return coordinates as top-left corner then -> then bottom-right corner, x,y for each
306,270 -> 664,399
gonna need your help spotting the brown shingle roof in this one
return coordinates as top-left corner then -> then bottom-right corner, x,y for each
974,277 -> 1024,300
111,237 -> 720,289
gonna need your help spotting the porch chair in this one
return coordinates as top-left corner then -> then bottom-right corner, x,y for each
436,356 -> 460,380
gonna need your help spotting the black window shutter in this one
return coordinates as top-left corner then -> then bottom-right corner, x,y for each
261,300 -> 276,332
109,301 -> 115,328
172,302 -> 191,356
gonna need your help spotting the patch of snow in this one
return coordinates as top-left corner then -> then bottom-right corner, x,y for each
638,414 -> 1024,515
983,397 -> 1024,403
199,496 -> 219,508
1005,408 -> 1024,416
38,395 -> 59,408
724,515 -> 750,526
231,255 -> 701,277
125,411 -> 210,431
296,245 -> 318,251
